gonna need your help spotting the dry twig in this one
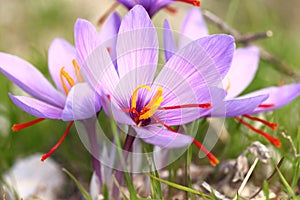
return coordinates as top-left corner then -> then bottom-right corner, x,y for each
281,132 -> 300,158
203,10 -> 300,81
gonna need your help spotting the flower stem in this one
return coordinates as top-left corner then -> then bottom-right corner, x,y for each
112,126 -> 136,199
83,118 -> 103,188
114,127 -> 136,185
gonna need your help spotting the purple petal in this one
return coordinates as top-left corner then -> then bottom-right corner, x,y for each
147,0 -> 174,17
196,34 -> 235,79
116,5 -> 158,90
178,7 -> 209,48
9,94 -> 62,119
224,46 -> 260,98
116,0 -> 136,9
204,94 -> 269,117
116,0 -> 173,17
81,43 -> 119,98
0,53 -> 65,108
111,103 -> 136,126
61,83 -> 101,121
240,83 -> 300,114
154,35 -> 234,111
99,12 -> 121,69
100,12 -> 121,43
48,38 -> 77,93
97,88 -> 135,126
133,125 -> 193,148
74,19 -> 101,65
163,20 -> 178,62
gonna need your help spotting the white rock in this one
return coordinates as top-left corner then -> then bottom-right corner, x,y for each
3,153 -> 65,200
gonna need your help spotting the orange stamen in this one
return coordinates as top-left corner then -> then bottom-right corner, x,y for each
243,114 -> 278,130
235,117 -> 281,147
158,103 -> 211,110
176,0 -> 200,6
12,118 -> 45,131
152,116 -> 219,166
72,59 -> 84,82
41,121 -> 74,162
131,85 -> 151,109
139,87 -> 164,120
225,78 -> 231,92
60,67 -> 75,95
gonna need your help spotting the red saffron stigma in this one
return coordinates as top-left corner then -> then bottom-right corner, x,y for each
243,114 -> 278,130
106,47 -> 111,54
41,121 -> 74,162
192,139 -> 219,166
177,0 -> 200,6
158,103 -> 211,110
258,104 -> 275,108
164,6 -> 178,14
12,118 -> 45,131
235,117 -> 281,147
152,116 -> 219,166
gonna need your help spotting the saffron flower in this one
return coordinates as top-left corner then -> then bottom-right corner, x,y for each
164,7 -> 300,147
116,0 -> 200,17
0,13 -> 121,161
75,5 -> 267,166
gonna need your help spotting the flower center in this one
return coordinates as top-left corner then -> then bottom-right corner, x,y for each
129,85 -> 164,126
60,59 -> 84,95
122,85 -> 215,165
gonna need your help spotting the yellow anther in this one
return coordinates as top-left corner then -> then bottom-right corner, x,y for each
72,59 -> 84,83
144,87 -> 163,109
139,96 -> 163,120
60,67 -> 75,95
131,85 -> 151,109
139,86 -> 164,120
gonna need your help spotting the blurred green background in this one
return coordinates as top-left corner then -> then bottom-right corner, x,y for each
0,0 -> 300,198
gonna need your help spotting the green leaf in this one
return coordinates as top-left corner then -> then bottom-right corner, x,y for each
62,168 -> 92,200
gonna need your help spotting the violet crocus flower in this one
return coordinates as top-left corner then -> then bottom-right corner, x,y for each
116,0 -> 200,17
0,13 -> 121,161
75,5 -> 268,166
164,7 -> 300,147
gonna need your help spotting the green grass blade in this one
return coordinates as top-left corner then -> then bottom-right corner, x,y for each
62,168 -> 92,200
102,184 -> 109,200
291,157 -> 300,189
152,168 -> 163,199
275,164 -> 297,199
148,173 -> 209,198
262,180 -> 270,200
